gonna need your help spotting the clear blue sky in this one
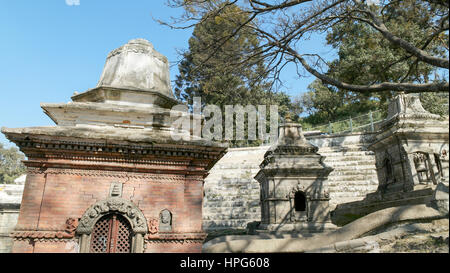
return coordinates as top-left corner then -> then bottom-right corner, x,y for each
0,0 -> 332,148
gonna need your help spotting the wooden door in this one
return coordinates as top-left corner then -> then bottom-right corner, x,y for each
90,214 -> 132,253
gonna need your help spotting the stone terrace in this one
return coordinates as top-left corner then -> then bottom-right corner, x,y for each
203,132 -> 379,230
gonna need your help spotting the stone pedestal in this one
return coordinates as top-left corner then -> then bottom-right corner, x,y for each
254,119 -> 336,233
2,39 -> 227,253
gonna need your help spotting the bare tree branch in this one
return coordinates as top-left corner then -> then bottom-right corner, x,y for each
355,8 -> 449,68
163,0 -> 449,94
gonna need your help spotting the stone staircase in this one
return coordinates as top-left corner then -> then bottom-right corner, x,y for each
202,133 -> 381,231
319,146 -> 379,209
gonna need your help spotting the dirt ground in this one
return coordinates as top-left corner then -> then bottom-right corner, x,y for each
377,231 -> 449,253
352,219 -> 449,253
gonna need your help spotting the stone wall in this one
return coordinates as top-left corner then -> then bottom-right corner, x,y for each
203,146 -> 267,230
203,132 -> 379,230
0,182 -> 23,253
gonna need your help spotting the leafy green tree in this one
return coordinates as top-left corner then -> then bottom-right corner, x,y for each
325,0 -> 448,109
174,2 -> 298,146
0,143 -> 26,184
298,79 -> 380,126
419,92 -> 449,116
300,79 -> 343,120
175,3 -> 266,106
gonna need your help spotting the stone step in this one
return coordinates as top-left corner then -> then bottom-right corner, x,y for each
327,176 -> 378,182
316,146 -> 370,152
321,154 -> 375,160
215,173 -> 259,179
323,155 -> 375,160
204,200 -> 261,208
325,156 -> 375,162
203,143 -> 380,231
328,169 -> 377,174
324,158 -> 375,164
321,154 -> 375,159
328,185 -> 378,192
328,180 -> 378,186
326,164 -> 377,170
204,194 -> 260,201
319,150 -> 375,156
328,170 -> 377,176
203,219 -> 259,229
203,214 -> 260,222
329,192 -> 368,198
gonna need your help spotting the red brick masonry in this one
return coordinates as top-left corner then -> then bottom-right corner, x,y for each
5,135 -> 226,253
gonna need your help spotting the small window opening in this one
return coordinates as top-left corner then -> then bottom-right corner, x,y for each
385,158 -> 393,183
294,191 -> 306,212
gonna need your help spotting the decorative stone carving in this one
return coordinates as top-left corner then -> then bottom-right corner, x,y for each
369,93 -> 449,192
413,152 -> 431,183
148,219 -> 159,234
63,218 -> 79,236
287,184 -> 307,199
77,197 -> 148,234
384,93 -> 441,123
11,218 -> 79,240
287,184 -> 309,222
109,182 -> 123,197
382,152 -> 395,186
159,209 -> 172,232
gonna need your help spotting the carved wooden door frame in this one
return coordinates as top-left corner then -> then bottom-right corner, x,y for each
77,197 -> 148,253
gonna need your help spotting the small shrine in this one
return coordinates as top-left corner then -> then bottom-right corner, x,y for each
2,39 -> 227,253
332,93 -> 449,225
254,117 -> 335,233
370,93 -> 449,193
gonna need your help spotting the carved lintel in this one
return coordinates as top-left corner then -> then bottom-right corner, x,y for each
77,197 -> 148,235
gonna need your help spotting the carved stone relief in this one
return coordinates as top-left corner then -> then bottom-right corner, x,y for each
148,219 -> 159,234
77,197 -> 148,235
413,152 -> 431,184
159,209 -> 172,232
109,182 -> 123,197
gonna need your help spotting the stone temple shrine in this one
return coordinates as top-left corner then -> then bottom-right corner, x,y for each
255,117 -> 335,233
1,39 -> 227,253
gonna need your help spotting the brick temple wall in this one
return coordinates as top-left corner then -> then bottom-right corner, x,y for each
11,169 -> 204,253
203,132 -> 379,230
